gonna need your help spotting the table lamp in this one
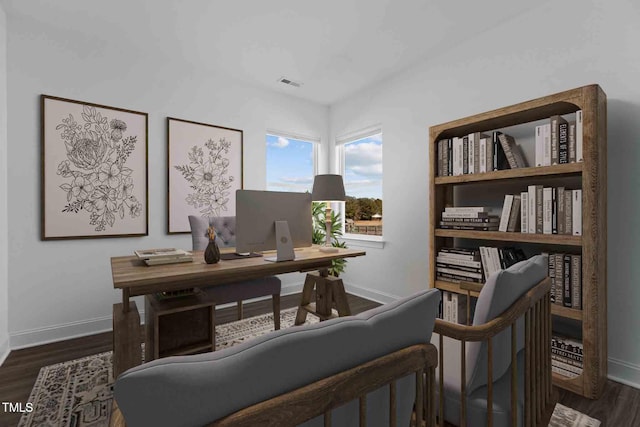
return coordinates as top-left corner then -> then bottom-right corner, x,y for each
312,174 -> 346,253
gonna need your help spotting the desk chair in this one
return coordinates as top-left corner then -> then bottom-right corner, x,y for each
189,216 -> 281,330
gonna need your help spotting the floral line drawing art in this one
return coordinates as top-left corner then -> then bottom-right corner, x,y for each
174,137 -> 236,217
54,105 -> 142,232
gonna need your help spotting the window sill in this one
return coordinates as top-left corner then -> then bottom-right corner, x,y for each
340,234 -> 385,249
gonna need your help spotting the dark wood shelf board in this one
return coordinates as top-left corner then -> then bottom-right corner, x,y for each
435,163 -> 582,185
434,281 -> 481,298
434,229 -> 582,246
551,304 -> 583,321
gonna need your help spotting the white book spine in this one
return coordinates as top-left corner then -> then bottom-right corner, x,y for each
437,252 -> 477,261
452,137 -> 461,176
543,123 -> 551,166
436,256 -> 483,268
521,191 -> 528,233
444,206 -> 488,213
451,293 -> 458,324
528,185 -> 537,234
468,133 -> 475,174
436,267 -> 483,280
479,247 -> 491,280
543,187 -> 553,234
479,138 -> 487,173
499,194 -> 514,232
572,189 -> 582,235
535,125 -> 544,167
490,247 -> 502,274
576,110 -> 583,162
444,291 -> 451,322
485,136 -> 494,172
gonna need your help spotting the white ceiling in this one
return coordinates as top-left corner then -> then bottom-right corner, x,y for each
1,0 -> 540,105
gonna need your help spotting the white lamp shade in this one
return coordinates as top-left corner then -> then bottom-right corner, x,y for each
311,174 -> 346,202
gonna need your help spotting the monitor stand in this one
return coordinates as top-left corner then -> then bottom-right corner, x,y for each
264,220 -> 295,262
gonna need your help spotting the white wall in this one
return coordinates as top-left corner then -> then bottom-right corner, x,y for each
0,3 -> 9,364
6,13 -> 329,348
330,0 -> 640,387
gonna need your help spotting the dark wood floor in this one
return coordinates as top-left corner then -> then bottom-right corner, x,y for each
0,292 -> 636,426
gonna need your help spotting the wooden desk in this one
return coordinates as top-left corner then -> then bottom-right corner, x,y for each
110,247 -> 365,376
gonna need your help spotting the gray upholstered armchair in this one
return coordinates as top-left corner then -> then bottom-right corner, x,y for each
432,254 -> 555,427
188,215 -> 281,330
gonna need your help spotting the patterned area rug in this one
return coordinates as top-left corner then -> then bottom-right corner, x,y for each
19,307 -> 313,427
20,308 -> 600,427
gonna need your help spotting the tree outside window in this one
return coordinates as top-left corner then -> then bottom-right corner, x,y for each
339,132 -> 382,237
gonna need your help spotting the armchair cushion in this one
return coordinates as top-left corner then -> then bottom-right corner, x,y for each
466,254 -> 548,394
114,288 -> 441,427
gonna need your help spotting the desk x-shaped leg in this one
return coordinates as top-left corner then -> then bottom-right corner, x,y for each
294,270 -> 351,325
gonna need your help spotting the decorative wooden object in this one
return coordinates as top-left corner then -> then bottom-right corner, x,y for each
294,271 -> 351,325
110,343 -> 438,427
144,291 -> 215,361
429,84 -> 607,399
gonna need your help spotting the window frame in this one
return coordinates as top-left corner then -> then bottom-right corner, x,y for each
266,130 -> 320,193
335,125 -> 384,245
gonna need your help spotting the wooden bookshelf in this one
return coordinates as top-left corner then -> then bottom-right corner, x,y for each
429,84 -> 607,399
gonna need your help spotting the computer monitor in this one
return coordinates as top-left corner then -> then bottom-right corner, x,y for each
236,190 -> 312,261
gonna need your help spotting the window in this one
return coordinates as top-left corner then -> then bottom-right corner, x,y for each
337,128 -> 383,238
266,132 -> 318,193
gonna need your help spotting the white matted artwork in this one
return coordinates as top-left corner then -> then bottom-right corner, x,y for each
168,117 -> 243,233
41,95 -> 148,240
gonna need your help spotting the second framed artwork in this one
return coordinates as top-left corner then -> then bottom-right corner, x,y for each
168,118 -> 243,233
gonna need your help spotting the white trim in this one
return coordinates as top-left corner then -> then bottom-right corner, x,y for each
266,129 -> 320,144
342,235 -> 385,249
343,281 -> 399,305
335,124 -> 382,145
608,356 -> 640,389
9,314 -> 117,350
0,337 -> 9,366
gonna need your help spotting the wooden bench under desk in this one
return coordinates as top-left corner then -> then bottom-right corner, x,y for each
110,247 -> 366,377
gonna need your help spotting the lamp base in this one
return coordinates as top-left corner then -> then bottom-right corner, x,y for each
319,246 -> 339,253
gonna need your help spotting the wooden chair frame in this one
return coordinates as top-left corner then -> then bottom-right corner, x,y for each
434,277 -> 556,427
111,343 -> 438,427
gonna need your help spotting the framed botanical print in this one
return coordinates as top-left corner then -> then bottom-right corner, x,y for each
168,117 -> 243,233
41,95 -> 148,240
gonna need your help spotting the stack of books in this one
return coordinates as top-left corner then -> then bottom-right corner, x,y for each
551,334 -> 583,379
535,111 -> 584,167
436,247 -> 483,284
440,207 -> 499,231
135,248 -> 193,266
440,291 -> 469,325
520,186 -> 582,235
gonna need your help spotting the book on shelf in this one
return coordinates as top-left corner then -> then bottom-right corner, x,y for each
558,119 -> 569,164
444,206 -> 490,213
441,291 -> 468,324
552,364 -> 580,379
569,121 -> 577,163
542,123 -> 551,166
492,131 -> 510,171
550,115 -> 568,165
535,125 -> 544,167
548,253 -> 556,304
552,187 -> 558,234
564,189 -> 573,236
483,135 -> 493,173
520,191 -> 528,233
467,134 -> 475,174
436,256 -> 483,269
543,187 -> 553,234
547,253 -> 581,309
506,195 -> 521,232
497,133 -> 527,169
572,189 -> 582,236
499,194 -> 514,232
576,110 -> 584,162
571,254 -> 582,310
463,135 -> 469,175
439,224 -> 499,231
527,185 -> 542,234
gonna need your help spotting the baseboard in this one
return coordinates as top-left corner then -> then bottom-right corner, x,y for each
0,337 -> 9,366
608,357 -> 640,389
342,282 -> 400,305
10,314 -> 117,350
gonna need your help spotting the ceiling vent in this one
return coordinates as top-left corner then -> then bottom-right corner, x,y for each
278,77 -> 302,88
